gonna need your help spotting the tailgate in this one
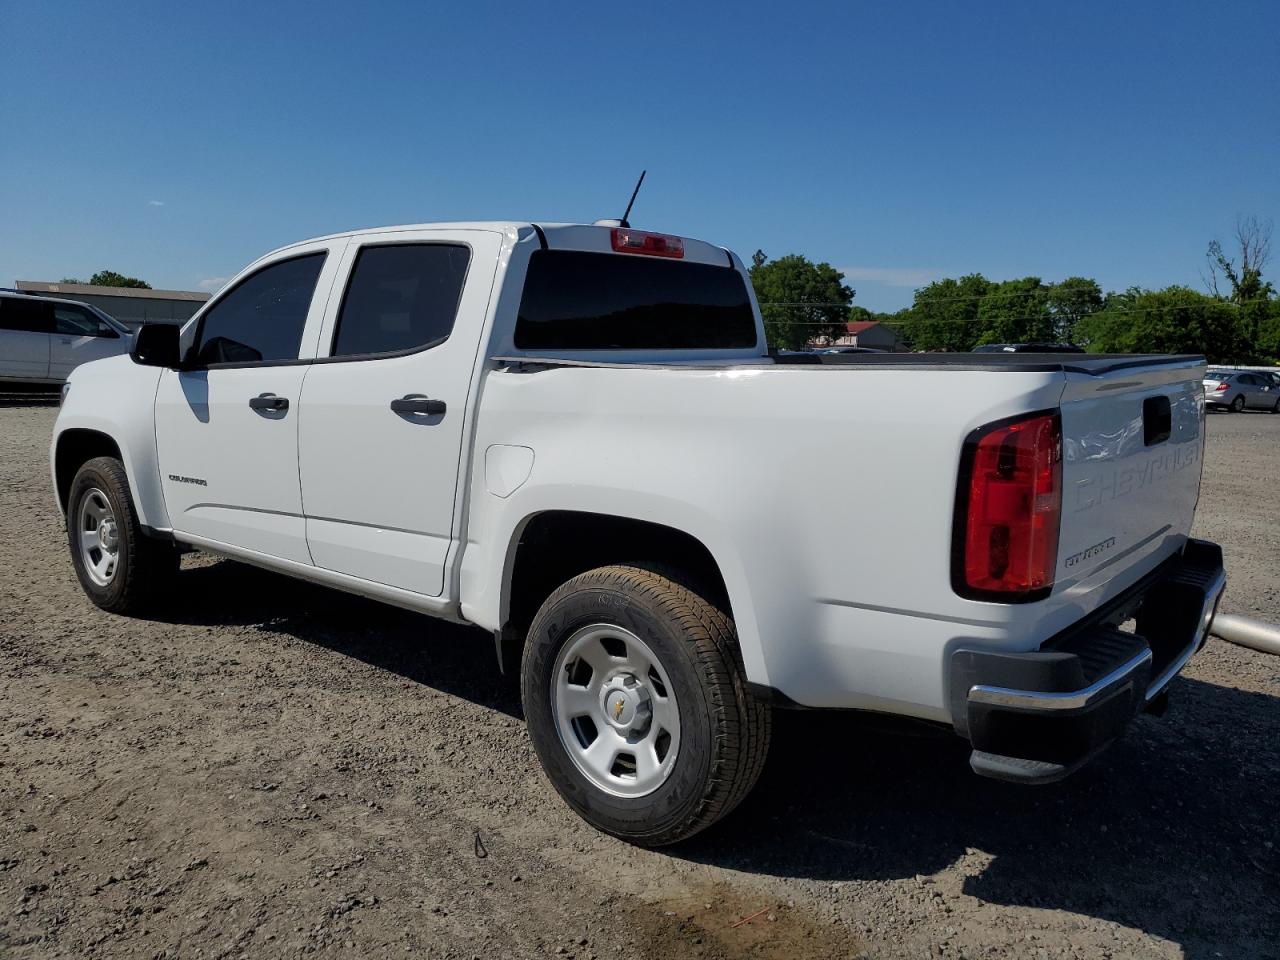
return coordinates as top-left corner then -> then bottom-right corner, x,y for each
1057,357 -> 1205,593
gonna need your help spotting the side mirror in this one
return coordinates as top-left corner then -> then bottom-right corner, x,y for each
130,323 -> 183,368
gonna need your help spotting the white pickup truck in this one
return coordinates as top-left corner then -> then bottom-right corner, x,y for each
52,221 -> 1226,845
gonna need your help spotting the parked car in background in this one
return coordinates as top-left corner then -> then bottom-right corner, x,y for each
1203,369 -> 1280,412
0,290 -> 132,385
972,342 -> 1086,354
814,345 -> 887,355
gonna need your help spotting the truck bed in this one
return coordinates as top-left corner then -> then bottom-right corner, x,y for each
477,349 -> 1207,719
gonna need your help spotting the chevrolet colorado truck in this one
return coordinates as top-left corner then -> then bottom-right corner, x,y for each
51,221 -> 1226,845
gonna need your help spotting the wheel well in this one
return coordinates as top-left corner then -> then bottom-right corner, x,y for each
54,430 -> 122,515
497,511 -> 731,673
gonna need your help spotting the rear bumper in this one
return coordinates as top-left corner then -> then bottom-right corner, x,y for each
948,539 -> 1226,784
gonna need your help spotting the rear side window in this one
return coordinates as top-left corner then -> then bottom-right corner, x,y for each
331,243 -> 470,358
0,297 -> 54,334
514,250 -> 757,350
193,253 -> 325,366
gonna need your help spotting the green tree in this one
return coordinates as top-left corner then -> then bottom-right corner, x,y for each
902,274 -> 1105,350
974,277 -> 1055,346
1075,286 -> 1245,361
1206,216 -> 1273,354
87,270 -> 151,289
1258,299 -> 1280,359
1045,277 -> 1104,343
749,253 -> 854,350
881,306 -> 913,350
901,274 -> 991,351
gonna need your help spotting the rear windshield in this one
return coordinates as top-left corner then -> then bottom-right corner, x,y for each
514,250 -> 757,350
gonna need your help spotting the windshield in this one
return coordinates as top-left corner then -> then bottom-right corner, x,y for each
87,304 -> 130,335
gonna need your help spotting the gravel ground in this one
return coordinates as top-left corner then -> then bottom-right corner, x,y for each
1,399 -> 1278,960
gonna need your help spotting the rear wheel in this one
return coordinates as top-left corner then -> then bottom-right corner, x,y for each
1230,394 -> 1246,412
67,456 -> 178,614
521,564 -> 770,846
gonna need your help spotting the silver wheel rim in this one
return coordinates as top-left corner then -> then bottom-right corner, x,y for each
77,487 -> 120,587
551,624 -> 681,798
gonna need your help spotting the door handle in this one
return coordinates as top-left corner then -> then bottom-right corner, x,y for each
249,393 -> 289,412
390,395 -> 446,417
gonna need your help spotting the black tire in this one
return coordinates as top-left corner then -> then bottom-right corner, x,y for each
66,456 -> 178,614
521,564 -> 771,846
1272,397 -> 1279,414
1230,394 -> 1246,412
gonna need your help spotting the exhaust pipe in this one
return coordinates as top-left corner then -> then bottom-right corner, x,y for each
1210,613 -> 1280,657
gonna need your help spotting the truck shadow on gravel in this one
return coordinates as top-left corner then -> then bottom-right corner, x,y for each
146,556 -> 521,717
679,689 -> 1280,958
148,558 -> 1277,958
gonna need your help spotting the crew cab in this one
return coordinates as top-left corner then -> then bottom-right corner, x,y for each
51,221 -> 1226,844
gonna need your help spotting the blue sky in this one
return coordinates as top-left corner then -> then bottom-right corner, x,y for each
2,0 -> 1277,311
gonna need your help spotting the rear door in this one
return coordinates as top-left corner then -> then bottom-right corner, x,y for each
154,242 -> 345,563
50,304 -> 127,379
297,228 -> 500,596
0,297 -> 52,380
1057,359 -> 1205,591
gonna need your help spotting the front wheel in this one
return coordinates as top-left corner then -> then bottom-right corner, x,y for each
521,564 -> 770,846
67,456 -> 178,614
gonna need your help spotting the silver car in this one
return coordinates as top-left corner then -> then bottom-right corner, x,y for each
1203,369 -> 1280,413
0,290 -> 133,385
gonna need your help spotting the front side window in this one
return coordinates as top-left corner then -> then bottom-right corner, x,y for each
192,253 -> 325,366
331,243 -> 470,358
514,250 -> 758,350
0,297 -> 54,334
54,305 -> 118,338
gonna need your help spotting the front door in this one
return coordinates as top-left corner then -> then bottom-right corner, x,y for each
297,230 -> 500,596
154,245 -> 342,563
50,304 -> 127,380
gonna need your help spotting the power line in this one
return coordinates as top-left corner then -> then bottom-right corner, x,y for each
755,297 -> 1275,324
757,307 -> 1269,325
757,294 -> 1276,309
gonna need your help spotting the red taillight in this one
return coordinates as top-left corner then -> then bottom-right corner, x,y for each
611,228 -> 684,258
1214,382 -> 1228,392
956,412 -> 1062,600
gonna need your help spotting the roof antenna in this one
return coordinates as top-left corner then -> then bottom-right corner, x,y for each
619,170 -> 646,227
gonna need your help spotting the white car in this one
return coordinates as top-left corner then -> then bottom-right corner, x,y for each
51,221 -> 1225,844
0,290 -> 133,385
